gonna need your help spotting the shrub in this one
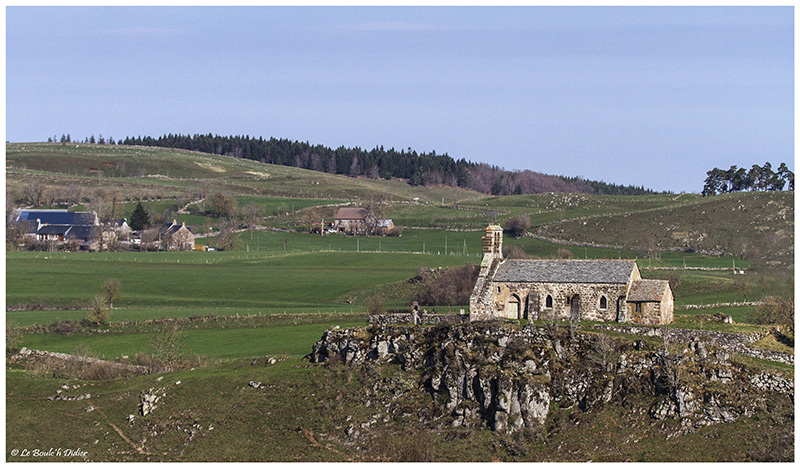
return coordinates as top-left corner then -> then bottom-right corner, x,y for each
413,263 -> 480,307
50,320 -> 81,335
503,245 -> 532,259
366,295 -> 385,315
150,321 -> 187,371
86,295 -> 110,326
505,214 -> 531,238
556,248 -> 574,259
207,192 -> 238,219
101,278 -> 122,309
749,296 -> 794,332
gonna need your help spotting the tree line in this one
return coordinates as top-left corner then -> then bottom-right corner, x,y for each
117,133 -> 659,196
702,162 -> 794,196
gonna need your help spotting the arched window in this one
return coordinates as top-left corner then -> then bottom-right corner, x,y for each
599,296 -> 608,310
545,295 -> 553,308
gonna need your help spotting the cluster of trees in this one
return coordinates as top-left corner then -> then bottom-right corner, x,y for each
118,133 -> 657,196
702,162 -> 793,196
47,134 -> 117,145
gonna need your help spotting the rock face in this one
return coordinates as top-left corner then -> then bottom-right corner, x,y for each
308,322 -> 793,434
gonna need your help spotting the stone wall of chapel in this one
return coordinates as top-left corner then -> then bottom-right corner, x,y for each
489,281 -> 629,322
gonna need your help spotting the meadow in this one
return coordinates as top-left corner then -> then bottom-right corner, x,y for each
6,142 -> 794,462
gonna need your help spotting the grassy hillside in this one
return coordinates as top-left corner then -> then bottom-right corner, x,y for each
6,142 -> 485,205
533,191 -> 793,263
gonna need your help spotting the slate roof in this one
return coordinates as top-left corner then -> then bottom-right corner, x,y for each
66,225 -> 100,240
492,259 -> 637,284
334,207 -> 370,220
36,225 -> 71,235
626,279 -> 670,302
160,222 -> 192,235
17,209 -> 97,226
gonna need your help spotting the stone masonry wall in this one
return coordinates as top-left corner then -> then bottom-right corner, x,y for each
491,281 -> 628,322
368,313 -> 470,326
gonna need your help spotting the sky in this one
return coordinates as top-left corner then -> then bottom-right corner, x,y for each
5,5 -> 794,193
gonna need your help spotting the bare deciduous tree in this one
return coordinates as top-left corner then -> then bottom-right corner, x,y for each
101,278 -> 122,309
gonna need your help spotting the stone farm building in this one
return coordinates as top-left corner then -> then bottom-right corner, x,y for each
470,225 -> 673,325
157,220 -> 195,250
333,207 -> 377,235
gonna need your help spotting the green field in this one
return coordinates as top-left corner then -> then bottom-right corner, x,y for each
16,319 -> 366,360
7,249 -> 474,316
5,142 -> 794,462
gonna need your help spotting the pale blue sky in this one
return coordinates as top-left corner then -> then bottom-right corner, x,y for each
6,6 -> 794,193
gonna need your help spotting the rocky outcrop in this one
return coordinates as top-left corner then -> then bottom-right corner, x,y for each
308,322 -> 793,434
593,324 -> 793,365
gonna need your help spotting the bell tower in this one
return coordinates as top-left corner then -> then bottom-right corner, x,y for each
470,225 -> 505,321
482,224 -> 503,260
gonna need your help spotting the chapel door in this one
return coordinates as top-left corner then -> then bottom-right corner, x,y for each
570,295 -> 580,322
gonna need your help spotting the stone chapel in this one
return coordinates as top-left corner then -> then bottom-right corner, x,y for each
469,225 -> 673,325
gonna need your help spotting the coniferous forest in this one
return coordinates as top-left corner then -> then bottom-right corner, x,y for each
120,133 -> 659,196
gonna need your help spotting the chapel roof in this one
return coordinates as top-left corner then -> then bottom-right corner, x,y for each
492,259 -> 637,284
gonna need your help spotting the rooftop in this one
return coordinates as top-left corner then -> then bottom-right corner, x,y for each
493,259 -> 637,284
626,279 -> 671,302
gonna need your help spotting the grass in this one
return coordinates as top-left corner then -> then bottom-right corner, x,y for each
6,142 -> 485,204
6,249 -> 474,324
17,318 -> 366,360
5,141 -> 794,462
533,191 -> 793,261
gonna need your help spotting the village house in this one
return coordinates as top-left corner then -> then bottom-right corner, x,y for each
13,209 -> 101,250
333,207 -> 377,235
157,219 -> 195,250
470,225 -> 673,325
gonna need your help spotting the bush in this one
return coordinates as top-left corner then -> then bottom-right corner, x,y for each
556,248 -> 574,259
101,278 -> 122,309
505,214 -> 531,238
50,320 -> 81,335
366,295 -> 385,315
150,321 -> 187,371
207,192 -> 238,219
413,263 -> 480,307
503,245 -> 533,259
749,296 -> 794,332
86,295 -> 110,326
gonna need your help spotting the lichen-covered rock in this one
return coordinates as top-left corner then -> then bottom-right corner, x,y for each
307,322 -> 793,434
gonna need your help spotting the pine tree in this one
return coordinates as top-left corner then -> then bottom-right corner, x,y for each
130,202 -> 151,231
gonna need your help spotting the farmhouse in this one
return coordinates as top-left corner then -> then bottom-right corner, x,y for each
333,207 -> 376,235
158,220 -> 195,250
13,209 -> 101,249
470,225 -> 673,325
